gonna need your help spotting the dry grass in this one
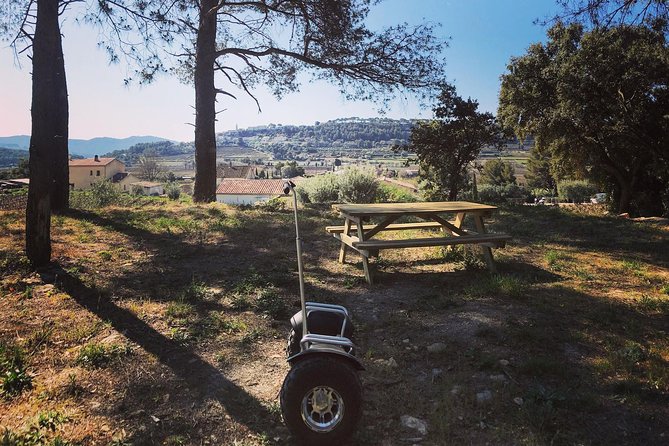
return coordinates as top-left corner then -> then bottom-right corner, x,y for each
1,199 -> 668,445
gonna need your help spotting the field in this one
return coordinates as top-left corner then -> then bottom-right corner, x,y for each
1,198 -> 668,445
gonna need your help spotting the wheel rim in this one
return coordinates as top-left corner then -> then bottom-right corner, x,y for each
301,385 -> 345,432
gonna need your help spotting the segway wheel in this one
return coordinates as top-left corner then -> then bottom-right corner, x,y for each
280,355 -> 362,445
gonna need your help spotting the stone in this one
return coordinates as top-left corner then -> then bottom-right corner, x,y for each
513,397 -> 524,406
499,359 -> 510,367
476,390 -> 493,403
400,415 -> 428,436
450,385 -> 462,395
387,357 -> 399,368
427,342 -> 447,354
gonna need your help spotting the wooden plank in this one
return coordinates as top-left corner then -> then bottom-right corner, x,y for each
428,213 -> 468,236
353,233 -> 511,250
326,221 -> 445,233
333,201 -> 497,217
362,215 -> 401,239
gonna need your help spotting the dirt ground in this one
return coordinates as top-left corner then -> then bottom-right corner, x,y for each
1,199 -> 668,445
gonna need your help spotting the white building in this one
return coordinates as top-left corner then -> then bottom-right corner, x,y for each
215,179 -> 287,205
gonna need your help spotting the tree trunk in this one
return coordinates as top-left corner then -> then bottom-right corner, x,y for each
27,0 -> 66,266
617,181 -> 632,215
192,0 -> 218,203
50,22 -> 69,212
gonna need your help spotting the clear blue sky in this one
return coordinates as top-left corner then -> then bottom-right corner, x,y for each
0,0 -> 558,142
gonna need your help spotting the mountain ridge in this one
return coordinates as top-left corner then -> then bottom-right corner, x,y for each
0,135 -> 172,157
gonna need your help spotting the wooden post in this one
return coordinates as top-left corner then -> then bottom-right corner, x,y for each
473,214 -> 496,272
356,220 -> 372,284
338,218 -> 351,263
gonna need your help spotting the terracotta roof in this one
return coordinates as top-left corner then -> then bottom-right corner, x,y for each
216,179 -> 288,196
69,157 -> 118,167
217,165 -> 254,178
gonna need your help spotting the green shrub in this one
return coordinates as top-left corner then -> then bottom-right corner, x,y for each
256,197 -> 286,212
338,168 -> 378,203
0,342 -> 32,397
477,184 -> 530,204
557,180 -> 598,203
298,168 -> 380,204
165,182 -> 181,200
70,180 -> 124,209
297,174 -> 339,204
75,343 -> 130,369
377,183 -> 418,203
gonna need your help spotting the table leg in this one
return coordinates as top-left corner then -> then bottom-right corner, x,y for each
473,215 -> 497,273
356,220 -> 373,284
338,218 -> 352,263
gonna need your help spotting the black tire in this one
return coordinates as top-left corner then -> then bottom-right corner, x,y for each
280,355 -> 363,446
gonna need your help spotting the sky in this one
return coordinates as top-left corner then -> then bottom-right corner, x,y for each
0,0 -> 558,142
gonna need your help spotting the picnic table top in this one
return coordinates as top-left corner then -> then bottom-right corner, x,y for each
333,201 -> 498,217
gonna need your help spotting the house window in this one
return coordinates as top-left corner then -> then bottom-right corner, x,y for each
90,170 -> 93,176
96,170 -> 101,176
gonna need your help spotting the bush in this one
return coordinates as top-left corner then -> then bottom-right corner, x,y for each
165,182 -> 181,200
477,184 -> 531,204
70,180 -> 124,209
557,180 -> 598,203
377,183 -> 418,203
297,174 -> 339,204
298,168 -> 381,204
256,197 -> 286,212
0,342 -> 33,398
338,168 -> 379,203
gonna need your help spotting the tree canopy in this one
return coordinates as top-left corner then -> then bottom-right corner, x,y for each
498,22 -> 669,215
406,83 -> 501,201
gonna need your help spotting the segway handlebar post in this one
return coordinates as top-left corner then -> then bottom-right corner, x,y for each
284,181 -> 308,340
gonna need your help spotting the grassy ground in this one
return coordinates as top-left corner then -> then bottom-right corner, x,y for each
1,198 -> 667,445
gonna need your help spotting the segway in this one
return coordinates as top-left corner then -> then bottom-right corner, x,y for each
279,181 -> 364,446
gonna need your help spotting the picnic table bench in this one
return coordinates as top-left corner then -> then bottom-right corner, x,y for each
327,201 -> 511,284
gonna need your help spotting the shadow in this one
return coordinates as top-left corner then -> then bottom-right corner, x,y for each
43,264 -> 279,441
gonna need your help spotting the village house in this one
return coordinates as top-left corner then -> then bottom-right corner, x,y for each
68,156 -> 140,191
216,163 -> 258,180
215,179 -> 287,205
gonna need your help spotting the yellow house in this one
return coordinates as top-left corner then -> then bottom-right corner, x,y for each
69,155 -> 129,190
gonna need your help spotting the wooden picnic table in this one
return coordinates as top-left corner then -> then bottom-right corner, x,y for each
327,201 -> 511,284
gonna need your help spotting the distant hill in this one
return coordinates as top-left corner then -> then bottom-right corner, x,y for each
0,135 -> 172,157
0,147 -> 29,168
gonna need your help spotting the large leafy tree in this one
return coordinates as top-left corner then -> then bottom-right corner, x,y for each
498,22 -> 669,215
554,0 -> 669,26
2,0 -> 70,266
406,83 -> 502,201
94,0 -> 446,202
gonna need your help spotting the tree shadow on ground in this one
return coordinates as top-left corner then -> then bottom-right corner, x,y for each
43,264 -> 281,444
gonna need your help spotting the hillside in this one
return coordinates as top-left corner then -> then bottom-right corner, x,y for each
0,147 -> 29,168
0,135 -> 171,158
1,197 -> 667,445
